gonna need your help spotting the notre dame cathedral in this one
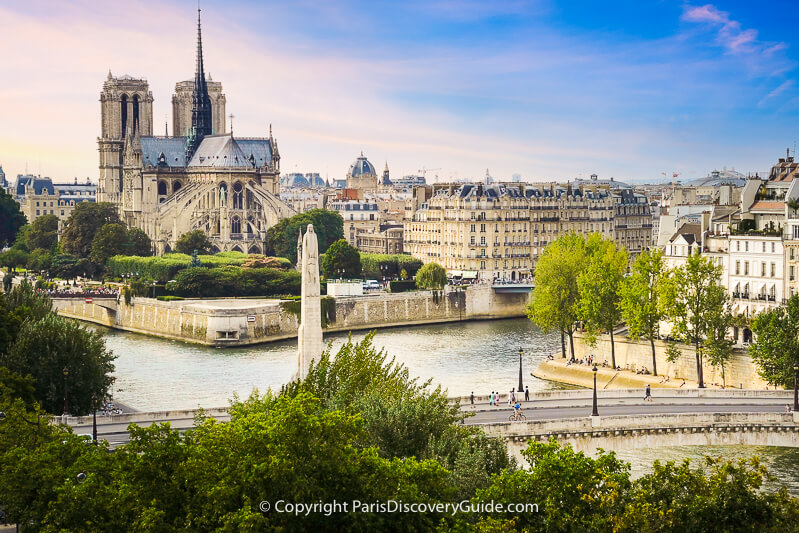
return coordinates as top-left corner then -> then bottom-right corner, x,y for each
97,9 -> 293,254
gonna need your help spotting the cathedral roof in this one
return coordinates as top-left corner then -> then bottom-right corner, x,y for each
236,138 -> 274,167
187,134 -> 255,168
141,137 -> 188,167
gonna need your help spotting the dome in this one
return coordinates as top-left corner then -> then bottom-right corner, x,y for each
348,152 -> 377,178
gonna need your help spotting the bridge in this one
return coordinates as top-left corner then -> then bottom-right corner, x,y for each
65,390 -> 798,454
491,282 -> 534,293
51,296 -> 119,323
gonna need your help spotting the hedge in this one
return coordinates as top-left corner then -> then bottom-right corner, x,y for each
168,266 -> 300,298
106,253 -> 291,282
360,253 -> 423,279
389,280 -> 417,293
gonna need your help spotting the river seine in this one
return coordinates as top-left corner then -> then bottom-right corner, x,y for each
97,317 -> 799,496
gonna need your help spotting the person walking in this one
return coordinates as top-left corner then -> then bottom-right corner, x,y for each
524,386 -> 529,402
509,388 -> 515,406
489,391 -> 495,406
644,384 -> 652,402
470,392 -> 474,405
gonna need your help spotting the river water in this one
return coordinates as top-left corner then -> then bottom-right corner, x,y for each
97,317 -> 799,496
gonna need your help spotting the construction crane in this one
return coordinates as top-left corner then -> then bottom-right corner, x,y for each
417,167 -> 442,182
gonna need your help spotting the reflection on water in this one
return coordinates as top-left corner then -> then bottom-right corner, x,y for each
98,318 -> 561,411
616,445 -> 799,496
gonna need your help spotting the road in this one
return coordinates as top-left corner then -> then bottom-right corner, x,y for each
70,396 -> 793,448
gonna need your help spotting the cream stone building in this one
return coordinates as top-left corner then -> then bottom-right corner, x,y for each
97,9 -> 292,254
403,182 -> 618,281
13,175 -> 96,224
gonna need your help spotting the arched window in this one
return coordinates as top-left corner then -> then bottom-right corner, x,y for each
157,181 -> 167,196
233,182 -> 243,209
173,181 -> 182,194
231,216 -> 241,234
132,94 -> 140,134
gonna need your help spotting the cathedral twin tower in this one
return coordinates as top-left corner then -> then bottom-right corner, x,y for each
97,9 -> 292,255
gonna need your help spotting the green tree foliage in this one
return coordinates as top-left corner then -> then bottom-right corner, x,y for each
285,333 -> 512,498
0,248 -> 29,272
360,253 -> 423,279
0,282 -> 53,354
416,262 -> 447,290
0,188 -> 26,247
174,229 -> 212,255
750,295 -> 799,388
660,252 -> 728,388
577,235 -> 628,368
24,214 -> 59,251
89,223 -> 129,264
1,313 -> 115,416
321,238 -> 362,279
60,202 -> 121,258
26,248 -> 52,273
266,209 -> 344,263
527,233 -> 586,359
169,266 -> 300,298
620,249 -> 667,375
126,227 -> 153,257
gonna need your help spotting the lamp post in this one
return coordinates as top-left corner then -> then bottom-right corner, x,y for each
592,364 -> 599,417
517,347 -> 524,392
793,364 -> 798,412
91,393 -> 98,444
62,366 -> 70,417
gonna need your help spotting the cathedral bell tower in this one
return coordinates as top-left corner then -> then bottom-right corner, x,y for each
98,73 -> 153,204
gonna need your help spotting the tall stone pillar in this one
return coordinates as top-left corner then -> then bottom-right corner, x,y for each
297,224 -> 323,380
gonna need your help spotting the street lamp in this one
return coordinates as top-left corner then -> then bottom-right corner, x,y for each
793,364 -> 798,412
592,364 -> 599,417
518,347 -> 524,392
62,366 -> 70,417
91,393 -> 98,444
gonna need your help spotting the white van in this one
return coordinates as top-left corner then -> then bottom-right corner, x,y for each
363,280 -> 380,291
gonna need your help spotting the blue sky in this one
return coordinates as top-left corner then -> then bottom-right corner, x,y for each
1,0 -> 798,183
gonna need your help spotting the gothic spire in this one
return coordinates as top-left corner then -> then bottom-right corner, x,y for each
186,5 -> 213,161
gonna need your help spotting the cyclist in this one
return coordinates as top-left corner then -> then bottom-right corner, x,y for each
513,401 -> 522,421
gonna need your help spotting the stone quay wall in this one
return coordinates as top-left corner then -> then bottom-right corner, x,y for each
559,332 -> 770,390
53,285 -> 529,346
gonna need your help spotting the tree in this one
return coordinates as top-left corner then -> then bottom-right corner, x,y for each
60,202 -> 121,258
660,252 -> 728,388
1,313 -> 115,415
415,262 -> 447,290
750,295 -> 799,388
321,239 -> 361,279
0,189 -> 26,247
620,249 -> 667,376
26,248 -> 52,273
577,235 -> 628,369
266,209 -> 344,263
175,229 -> 212,255
24,214 -> 59,251
0,248 -> 29,272
126,228 -> 153,257
90,223 -> 129,264
527,233 -> 586,359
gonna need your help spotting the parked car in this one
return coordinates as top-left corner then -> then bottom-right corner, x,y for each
363,280 -> 380,291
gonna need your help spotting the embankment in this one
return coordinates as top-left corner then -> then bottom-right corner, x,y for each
54,285 -> 529,346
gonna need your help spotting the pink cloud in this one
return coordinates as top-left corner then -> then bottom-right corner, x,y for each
682,3 -> 783,56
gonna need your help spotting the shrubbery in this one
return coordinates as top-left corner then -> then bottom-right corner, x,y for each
106,252 -> 291,282
389,280 -> 416,293
168,266 -> 300,298
360,253 -> 422,279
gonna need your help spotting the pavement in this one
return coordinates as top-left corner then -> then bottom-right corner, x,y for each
68,395 -> 795,448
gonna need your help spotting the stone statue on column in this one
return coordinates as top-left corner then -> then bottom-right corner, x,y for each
296,224 -> 323,380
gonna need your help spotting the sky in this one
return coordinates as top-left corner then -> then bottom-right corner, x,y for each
1,0 -> 799,184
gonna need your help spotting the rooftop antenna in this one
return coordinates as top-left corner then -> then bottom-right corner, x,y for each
228,113 -> 235,134
165,114 -> 168,137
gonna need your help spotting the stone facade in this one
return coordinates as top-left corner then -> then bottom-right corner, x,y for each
404,182 -> 619,281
